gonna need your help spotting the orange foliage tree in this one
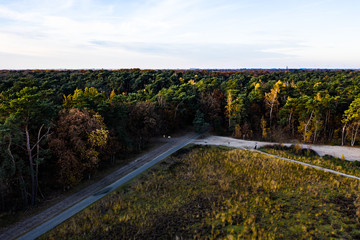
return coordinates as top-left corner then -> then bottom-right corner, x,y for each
49,108 -> 109,187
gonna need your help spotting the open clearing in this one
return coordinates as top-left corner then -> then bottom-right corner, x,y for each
41,146 -> 360,239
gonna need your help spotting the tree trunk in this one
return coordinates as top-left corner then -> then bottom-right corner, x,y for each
328,129 -> 334,141
313,122 -> 318,143
19,174 -> 28,209
227,91 -> 232,129
303,110 -> 314,142
7,136 -> 16,173
351,122 -> 360,146
174,100 -> 184,122
35,125 -> 44,200
342,123 -> 347,146
25,124 -> 36,206
324,111 -> 330,141
288,110 -> 294,136
0,183 -> 5,211
268,93 -> 276,130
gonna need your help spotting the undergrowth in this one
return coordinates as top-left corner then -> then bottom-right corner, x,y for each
41,146 -> 360,239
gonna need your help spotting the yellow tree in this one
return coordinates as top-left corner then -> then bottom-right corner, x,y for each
260,116 -> 268,139
264,80 -> 283,129
225,90 -> 233,129
63,87 -> 105,109
109,89 -> 116,102
225,90 -> 244,134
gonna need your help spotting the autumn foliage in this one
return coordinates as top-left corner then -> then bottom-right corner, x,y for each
49,108 -> 109,187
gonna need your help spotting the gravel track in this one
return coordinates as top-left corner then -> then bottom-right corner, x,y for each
193,135 -> 360,161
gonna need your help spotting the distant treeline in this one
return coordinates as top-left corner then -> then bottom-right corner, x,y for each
0,69 -> 359,211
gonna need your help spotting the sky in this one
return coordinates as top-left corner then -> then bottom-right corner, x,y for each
0,0 -> 359,69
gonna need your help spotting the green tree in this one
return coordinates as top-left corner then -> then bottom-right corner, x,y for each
292,95 -> 315,143
127,101 -> 160,150
156,83 -> 198,128
98,93 -> 130,157
279,97 -> 298,137
342,97 -> 360,146
0,87 -> 56,206
199,89 -> 224,133
225,90 -> 246,134
193,110 -> 209,133
63,87 -> 106,111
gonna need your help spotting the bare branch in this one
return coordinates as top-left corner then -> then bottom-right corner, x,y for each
6,135 -> 16,171
30,126 -> 51,152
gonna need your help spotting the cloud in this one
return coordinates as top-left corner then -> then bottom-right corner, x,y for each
0,0 -> 360,69
84,40 -> 303,68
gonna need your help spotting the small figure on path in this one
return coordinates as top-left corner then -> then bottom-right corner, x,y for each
254,142 -> 257,149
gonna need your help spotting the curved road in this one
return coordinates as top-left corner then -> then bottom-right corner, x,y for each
1,132 -> 201,240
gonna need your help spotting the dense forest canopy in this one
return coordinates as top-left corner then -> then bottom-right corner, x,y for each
0,69 -> 360,211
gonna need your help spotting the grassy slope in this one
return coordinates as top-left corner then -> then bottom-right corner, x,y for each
42,146 -> 360,239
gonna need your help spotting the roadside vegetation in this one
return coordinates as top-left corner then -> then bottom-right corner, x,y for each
261,145 -> 360,178
42,146 -> 360,239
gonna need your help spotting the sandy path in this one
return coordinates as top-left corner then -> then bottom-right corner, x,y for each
194,135 -> 360,161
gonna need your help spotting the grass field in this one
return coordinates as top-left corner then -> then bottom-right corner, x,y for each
41,146 -> 360,239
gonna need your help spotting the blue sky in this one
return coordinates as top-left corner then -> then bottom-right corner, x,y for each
0,0 -> 359,69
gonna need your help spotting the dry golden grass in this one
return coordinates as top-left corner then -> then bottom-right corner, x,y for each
41,146 -> 360,239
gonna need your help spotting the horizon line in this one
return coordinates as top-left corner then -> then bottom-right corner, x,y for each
1,68 -> 360,71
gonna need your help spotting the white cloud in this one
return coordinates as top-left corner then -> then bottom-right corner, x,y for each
0,0 -> 360,69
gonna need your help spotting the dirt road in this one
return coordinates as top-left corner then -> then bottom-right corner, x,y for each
193,135 -> 360,161
0,131 -> 199,240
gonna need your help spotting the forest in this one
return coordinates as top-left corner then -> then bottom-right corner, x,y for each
0,69 -> 360,212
